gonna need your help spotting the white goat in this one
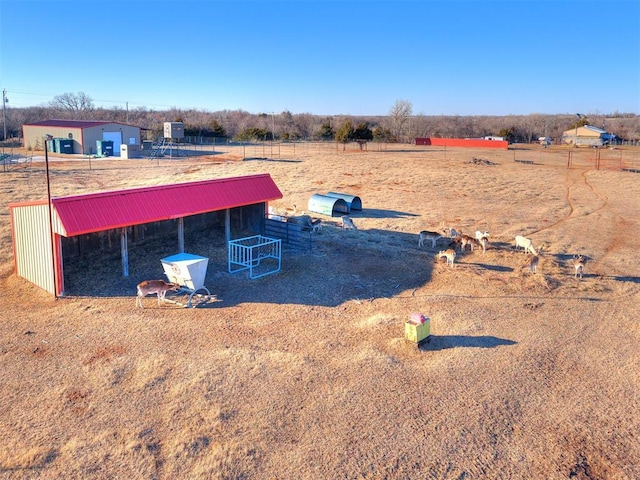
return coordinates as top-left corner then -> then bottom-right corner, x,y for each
478,235 -> 489,254
573,254 -> 586,279
341,215 -> 358,230
441,225 -> 460,238
418,230 -> 442,248
438,249 -> 456,268
475,230 -> 490,241
284,204 -> 298,216
136,280 -> 180,309
515,235 -> 537,255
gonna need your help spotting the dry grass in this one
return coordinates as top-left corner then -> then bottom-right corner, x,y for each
1,144 -> 639,479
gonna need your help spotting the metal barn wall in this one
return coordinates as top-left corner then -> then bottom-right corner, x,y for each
415,137 -> 509,149
561,128 -> 606,146
11,204 -> 57,294
83,125 -> 141,155
22,126 -> 84,153
22,123 -> 142,155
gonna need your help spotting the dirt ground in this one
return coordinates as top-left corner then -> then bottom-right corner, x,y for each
1,144 -> 639,479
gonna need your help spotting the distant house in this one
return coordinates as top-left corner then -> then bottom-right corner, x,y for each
22,120 -> 142,156
561,125 -> 616,147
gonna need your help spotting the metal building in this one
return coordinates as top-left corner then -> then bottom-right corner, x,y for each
22,119 -> 142,156
9,174 -> 283,296
561,125 -> 617,147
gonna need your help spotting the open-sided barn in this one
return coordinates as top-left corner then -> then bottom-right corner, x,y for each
9,174 -> 283,296
22,119 -> 142,156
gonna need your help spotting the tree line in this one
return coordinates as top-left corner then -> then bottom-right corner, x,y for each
2,93 -> 639,145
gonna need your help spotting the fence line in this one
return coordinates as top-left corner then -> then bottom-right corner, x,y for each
7,142 -> 640,175
516,147 -> 640,173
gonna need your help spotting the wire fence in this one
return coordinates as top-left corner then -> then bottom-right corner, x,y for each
3,141 -> 640,174
509,146 -> 640,171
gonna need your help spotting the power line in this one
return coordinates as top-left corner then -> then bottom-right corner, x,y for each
1,89 -> 185,110
2,89 -> 7,140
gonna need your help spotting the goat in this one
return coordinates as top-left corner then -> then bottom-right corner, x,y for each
475,230 -> 490,241
441,223 -> 460,239
311,218 -> 322,233
341,215 -> 358,230
136,280 -> 180,309
514,235 -> 537,255
459,234 -> 480,253
527,254 -> 539,274
524,246 -> 543,274
478,235 -> 489,254
284,204 -> 297,216
438,249 -> 456,268
573,254 -> 586,279
287,214 -> 313,229
418,230 -> 442,248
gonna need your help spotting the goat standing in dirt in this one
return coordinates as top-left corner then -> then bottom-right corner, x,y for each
341,215 -> 358,230
136,280 -> 180,309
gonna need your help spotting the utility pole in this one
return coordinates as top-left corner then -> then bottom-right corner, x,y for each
2,89 -> 8,141
575,113 -> 586,147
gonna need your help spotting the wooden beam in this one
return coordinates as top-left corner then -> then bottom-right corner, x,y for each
178,217 -> 184,253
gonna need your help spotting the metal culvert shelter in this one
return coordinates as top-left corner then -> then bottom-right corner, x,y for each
325,192 -> 362,212
307,194 -> 349,217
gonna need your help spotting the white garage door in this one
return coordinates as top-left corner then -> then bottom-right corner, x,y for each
103,132 -> 123,155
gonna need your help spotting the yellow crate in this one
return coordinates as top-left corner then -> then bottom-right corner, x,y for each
405,319 -> 430,343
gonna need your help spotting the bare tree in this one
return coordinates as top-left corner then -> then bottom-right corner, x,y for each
388,99 -> 413,142
49,92 -> 95,119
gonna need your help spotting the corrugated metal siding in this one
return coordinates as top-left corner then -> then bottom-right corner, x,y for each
22,126 -> 84,152
11,204 -> 55,294
83,125 -> 141,155
52,174 -> 283,236
576,126 -> 602,138
22,121 -> 142,154
563,126 -> 608,139
9,174 -> 283,296
415,137 -> 509,149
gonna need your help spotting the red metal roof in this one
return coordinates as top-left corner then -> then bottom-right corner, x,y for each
11,174 -> 283,237
24,119 -> 133,129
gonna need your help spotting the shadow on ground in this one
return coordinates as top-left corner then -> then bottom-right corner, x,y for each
419,335 -> 517,351
62,225 -> 439,308
355,208 -> 420,219
243,157 -> 303,163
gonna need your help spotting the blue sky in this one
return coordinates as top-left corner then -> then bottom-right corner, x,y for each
1,0 -> 639,116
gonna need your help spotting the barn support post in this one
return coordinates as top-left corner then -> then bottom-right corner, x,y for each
225,209 -> 231,243
177,217 -> 185,253
44,135 -> 58,297
54,233 -> 65,296
121,227 -> 129,277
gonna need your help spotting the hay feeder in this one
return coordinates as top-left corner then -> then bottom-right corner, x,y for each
161,253 -> 211,307
228,235 -> 282,279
